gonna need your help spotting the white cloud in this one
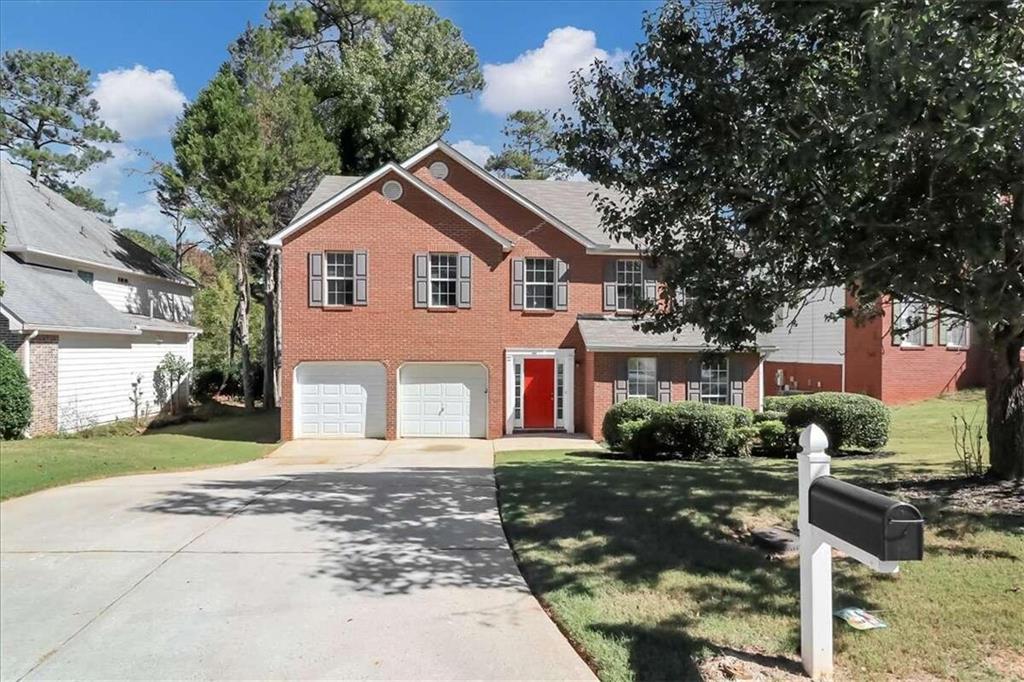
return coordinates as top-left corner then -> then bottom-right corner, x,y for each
76,142 -> 137,204
480,27 -> 624,116
451,140 -> 494,167
93,65 -> 187,140
113,191 -> 203,243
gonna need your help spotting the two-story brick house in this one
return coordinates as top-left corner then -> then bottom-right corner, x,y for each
267,141 -> 770,441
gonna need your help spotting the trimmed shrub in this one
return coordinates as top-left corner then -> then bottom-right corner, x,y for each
785,392 -> 890,450
724,425 -> 758,458
647,401 -> 733,459
764,394 -> 805,413
619,418 -> 658,459
716,404 -> 755,428
602,398 -> 663,449
754,409 -> 787,424
0,345 -> 32,439
755,419 -> 799,457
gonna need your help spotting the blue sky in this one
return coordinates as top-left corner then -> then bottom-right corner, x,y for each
0,0 -> 657,239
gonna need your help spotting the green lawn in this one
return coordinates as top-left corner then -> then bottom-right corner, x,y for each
496,393 -> 1024,681
0,409 -> 280,500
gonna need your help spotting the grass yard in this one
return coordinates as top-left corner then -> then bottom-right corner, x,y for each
496,392 -> 1024,681
0,408 -> 280,500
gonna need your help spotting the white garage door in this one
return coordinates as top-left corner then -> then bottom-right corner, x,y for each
399,364 -> 487,438
295,362 -> 385,438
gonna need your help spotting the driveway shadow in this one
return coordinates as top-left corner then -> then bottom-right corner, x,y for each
136,467 -> 525,595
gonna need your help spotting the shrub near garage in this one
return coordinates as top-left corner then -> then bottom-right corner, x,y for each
0,345 -> 32,439
602,398 -> 663,449
785,392 -> 891,450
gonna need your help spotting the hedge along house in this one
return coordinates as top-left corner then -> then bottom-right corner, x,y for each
762,286 -> 986,404
0,161 -> 200,435
267,140 -> 776,442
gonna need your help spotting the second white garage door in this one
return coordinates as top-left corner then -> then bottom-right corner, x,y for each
295,362 -> 386,438
399,363 -> 487,438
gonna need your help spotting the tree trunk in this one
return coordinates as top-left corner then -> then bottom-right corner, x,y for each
262,250 -> 277,410
236,245 -> 255,411
986,327 -> 1024,480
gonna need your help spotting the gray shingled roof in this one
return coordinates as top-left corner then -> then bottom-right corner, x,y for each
578,316 -> 715,351
123,313 -> 202,334
577,316 -> 778,352
0,253 -> 139,333
1,161 -> 192,285
290,171 -> 631,249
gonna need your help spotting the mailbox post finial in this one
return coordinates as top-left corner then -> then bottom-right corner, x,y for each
800,423 -> 829,456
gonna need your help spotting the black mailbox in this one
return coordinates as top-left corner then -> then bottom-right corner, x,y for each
809,476 -> 924,561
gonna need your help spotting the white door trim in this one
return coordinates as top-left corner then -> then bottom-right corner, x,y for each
396,361 -> 489,438
504,348 -> 575,434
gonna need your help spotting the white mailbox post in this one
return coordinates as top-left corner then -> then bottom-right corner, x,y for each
797,424 -> 923,679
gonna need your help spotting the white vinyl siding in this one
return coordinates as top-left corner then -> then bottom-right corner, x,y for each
627,357 -> 657,399
92,272 -> 193,322
761,286 -> 845,365
57,332 -> 194,432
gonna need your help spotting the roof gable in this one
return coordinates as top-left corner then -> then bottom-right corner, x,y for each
266,163 -> 514,250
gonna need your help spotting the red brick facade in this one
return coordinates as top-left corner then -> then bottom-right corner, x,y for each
0,316 -> 59,435
277,150 -> 765,441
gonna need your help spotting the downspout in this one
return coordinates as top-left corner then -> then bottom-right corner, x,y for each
758,353 -> 765,411
22,330 -> 38,439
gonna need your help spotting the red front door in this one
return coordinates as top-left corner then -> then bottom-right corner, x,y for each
523,358 -> 555,429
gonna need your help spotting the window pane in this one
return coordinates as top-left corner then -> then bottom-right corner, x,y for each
429,253 -> 457,307
524,258 -> 555,309
325,252 -> 354,305
616,260 -> 642,311
556,362 -> 564,420
700,357 -> 729,405
327,278 -> 353,306
627,357 -> 657,399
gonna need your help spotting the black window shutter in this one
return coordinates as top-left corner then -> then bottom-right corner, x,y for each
308,252 -> 323,307
613,358 -> 628,403
555,259 -> 569,311
686,357 -> 701,401
414,253 -> 429,308
457,252 -> 472,308
643,261 -> 658,303
511,258 -> 525,310
603,260 -> 617,311
729,356 -> 745,406
354,250 -> 368,305
657,357 -> 672,403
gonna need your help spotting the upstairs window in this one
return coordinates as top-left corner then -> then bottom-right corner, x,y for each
700,357 -> 729,405
616,259 -> 643,311
429,253 -> 457,307
325,251 -> 354,306
525,257 -> 555,310
627,357 -> 657,399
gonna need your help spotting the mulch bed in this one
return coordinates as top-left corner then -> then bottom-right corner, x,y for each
882,475 -> 1024,516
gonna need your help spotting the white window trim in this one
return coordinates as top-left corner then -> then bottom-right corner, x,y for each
524,257 -> 556,311
897,300 -> 929,348
700,357 -> 730,405
504,348 -> 575,433
616,259 -> 643,312
627,357 -> 658,399
944,318 -> 970,350
428,252 -> 457,308
325,251 -> 355,306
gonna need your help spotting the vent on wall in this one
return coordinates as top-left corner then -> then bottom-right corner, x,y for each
381,180 -> 404,201
428,161 -> 449,180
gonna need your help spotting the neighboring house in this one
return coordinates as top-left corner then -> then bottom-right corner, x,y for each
267,140 -> 773,441
0,161 -> 200,435
763,286 -> 985,404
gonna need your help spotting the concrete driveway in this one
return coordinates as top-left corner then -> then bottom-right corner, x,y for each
0,439 -> 595,681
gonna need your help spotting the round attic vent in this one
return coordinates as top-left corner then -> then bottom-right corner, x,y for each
381,180 -> 403,201
428,161 -> 450,180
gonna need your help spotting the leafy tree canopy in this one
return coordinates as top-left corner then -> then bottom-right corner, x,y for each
120,228 -> 176,267
0,50 -> 120,215
269,0 -> 483,172
486,110 -> 568,180
560,1 -> 1024,477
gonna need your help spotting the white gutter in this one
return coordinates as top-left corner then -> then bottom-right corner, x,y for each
22,330 -> 38,378
19,324 -> 142,335
5,246 -> 195,288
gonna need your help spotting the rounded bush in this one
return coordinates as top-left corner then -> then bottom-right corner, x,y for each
0,345 -> 32,439
755,419 -> 798,457
784,392 -> 890,450
716,404 -> 755,428
602,398 -> 663,449
754,410 -> 787,424
764,394 -> 805,413
618,418 -> 658,459
724,425 -> 758,458
647,401 -> 733,459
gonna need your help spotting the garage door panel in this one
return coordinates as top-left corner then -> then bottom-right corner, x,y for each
399,364 -> 486,438
295,362 -> 385,439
